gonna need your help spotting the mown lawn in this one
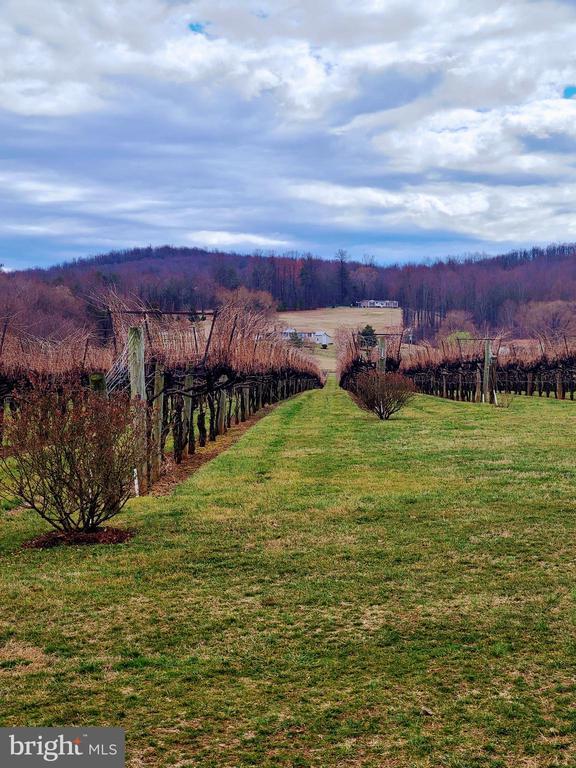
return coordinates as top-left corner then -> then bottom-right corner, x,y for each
1,378 -> 575,767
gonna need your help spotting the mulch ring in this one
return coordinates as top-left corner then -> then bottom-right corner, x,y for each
23,527 -> 135,549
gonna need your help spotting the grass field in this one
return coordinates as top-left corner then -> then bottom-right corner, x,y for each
310,344 -> 338,373
277,306 -> 403,335
1,380 -> 576,767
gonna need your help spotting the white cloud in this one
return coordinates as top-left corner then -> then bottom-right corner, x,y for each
287,180 -> 576,242
1,0 -> 573,120
187,230 -> 290,247
372,99 -> 576,174
2,0 -> 576,262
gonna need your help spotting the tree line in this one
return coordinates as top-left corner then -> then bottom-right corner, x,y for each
2,242 -> 576,339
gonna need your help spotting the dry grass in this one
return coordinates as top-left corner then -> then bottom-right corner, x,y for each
277,307 -> 403,336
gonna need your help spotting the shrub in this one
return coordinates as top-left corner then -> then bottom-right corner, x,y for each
353,371 -> 416,420
0,382 -> 146,533
494,391 -> 515,408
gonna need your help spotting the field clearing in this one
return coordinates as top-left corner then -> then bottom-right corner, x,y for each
1,379 -> 576,766
277,306 -> 403,335
311,344 -> 338,373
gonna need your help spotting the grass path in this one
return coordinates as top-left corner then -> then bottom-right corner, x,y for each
1,379 -> 576,767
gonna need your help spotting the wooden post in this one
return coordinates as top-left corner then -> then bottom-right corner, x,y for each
475,366 -> 482,402
377,337 -> 387,372
128,327 -> 146,400
482,339 -> 491,403
127,326 -> 147,492
556,368 -> 564,400
151,363 -> 164,482
490,349 -> 498,404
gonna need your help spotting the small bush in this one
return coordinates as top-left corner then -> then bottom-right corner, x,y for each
353,371 -> 416,420
494,391 -> 515,408
0,382 -> 146,533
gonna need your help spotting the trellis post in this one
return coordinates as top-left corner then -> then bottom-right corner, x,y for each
482,339 -> 491,403
128,326 -> 147,492
128,327 -> 146,401
377,336 -> 387,372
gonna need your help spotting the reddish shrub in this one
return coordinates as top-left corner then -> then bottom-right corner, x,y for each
353,371 -> 416,420
0,382 -> 146,533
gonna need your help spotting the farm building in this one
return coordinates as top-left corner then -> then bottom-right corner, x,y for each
356,299 -> 400,308
282,327 -> 333,346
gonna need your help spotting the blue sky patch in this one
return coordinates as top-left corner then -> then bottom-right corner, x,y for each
188,22 -> 206,34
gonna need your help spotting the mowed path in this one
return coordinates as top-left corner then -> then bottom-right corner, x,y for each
1,379 -> 576,767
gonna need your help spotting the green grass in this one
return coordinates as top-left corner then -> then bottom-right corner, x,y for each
1,378 -> 576,767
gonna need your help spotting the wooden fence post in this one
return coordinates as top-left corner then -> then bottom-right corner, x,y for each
128,326 -> 147,492
377,337 -> 387,372
556,368 -> 564,400
482,339 -> 491,403
128,327 -> 146,400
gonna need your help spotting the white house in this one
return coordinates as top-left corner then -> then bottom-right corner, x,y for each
356,299 -> 399,308
282,328 -> 333,346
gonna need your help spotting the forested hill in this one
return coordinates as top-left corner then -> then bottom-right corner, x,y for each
3,243 -> 576,339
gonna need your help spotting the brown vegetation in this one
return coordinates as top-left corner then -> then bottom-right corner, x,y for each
0,382 -> 146,533
351,371 -> 416,420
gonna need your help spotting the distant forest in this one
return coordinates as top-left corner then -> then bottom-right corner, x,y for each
1,243 -> 576,340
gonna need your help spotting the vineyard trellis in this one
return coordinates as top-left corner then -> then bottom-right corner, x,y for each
337,329 -> 576,404
0,297 -> 324,493
400,336 -> 576,403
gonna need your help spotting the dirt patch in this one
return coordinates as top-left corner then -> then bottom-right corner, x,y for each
0,640 -> 51,674
151,403 -> 278,496
23,527 -> 135,549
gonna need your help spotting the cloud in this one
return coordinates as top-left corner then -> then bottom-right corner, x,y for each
2,0 -> 576,266
288,179 -> 576,242
187,230 -> 291,247
371,99 -> 576,175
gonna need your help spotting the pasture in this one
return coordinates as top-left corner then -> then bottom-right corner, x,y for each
1,378 -> 575,767
277,306 -> 403,335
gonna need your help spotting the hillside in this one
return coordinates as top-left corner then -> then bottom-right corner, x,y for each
2,379 -> 576,766
1,242 -> 576,340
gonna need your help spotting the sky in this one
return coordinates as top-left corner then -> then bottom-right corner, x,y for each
1,0 -> 576,269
